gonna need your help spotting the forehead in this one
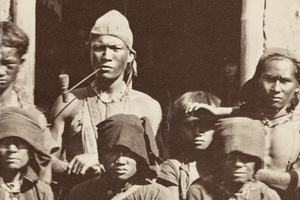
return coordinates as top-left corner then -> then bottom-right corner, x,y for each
91,35 -> 127,47
1,46 -> 21,59
261,58 -> 297,76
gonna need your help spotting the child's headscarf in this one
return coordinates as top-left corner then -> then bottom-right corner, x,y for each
0,107 -> 51,180
214,117 -> 265,162
97,114 -> 160,177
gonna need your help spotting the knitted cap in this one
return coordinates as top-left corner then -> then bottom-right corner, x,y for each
91,10 -> 135,54
0,107 -> 47,155
215,117 -> 265,161
97,114 -> 159,166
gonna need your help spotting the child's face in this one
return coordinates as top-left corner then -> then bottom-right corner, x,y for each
225,152 -> 256,184
102,146 -> 137,181
0,47 -> 22,90
0,137 -> 30,171
180,117 -> 215,150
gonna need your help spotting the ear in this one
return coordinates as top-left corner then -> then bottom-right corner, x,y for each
127,52 -> 135,63
296,86 -> 300,94
17,59 -> 25,71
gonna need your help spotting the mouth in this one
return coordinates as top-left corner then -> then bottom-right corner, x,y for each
6,158 -> 19,162
231,171 -> 245,177
114,168 -> 127,174
98,64 -> 112,70
194,137 -> 205,144
269,96 -> 282,102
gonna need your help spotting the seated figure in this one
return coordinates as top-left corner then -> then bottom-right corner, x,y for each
67,114 -> 171,200
186,117 -> 280,200
0,107 -> 53,199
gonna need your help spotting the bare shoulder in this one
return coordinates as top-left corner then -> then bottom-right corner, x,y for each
51,87 -> 88,121
129,89 -> 161,108
128,90 -> 162,134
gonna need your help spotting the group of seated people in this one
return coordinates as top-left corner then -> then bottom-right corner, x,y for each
1,9 -> 300,200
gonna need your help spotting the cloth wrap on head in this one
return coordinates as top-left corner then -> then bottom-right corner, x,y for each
96,114 -> 159,170
240,47 -> 300,104
214,117 -> 265,162
0,107 -> 51,179
90,10 -> 137,84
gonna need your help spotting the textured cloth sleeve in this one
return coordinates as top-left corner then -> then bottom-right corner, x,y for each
157,159 -> 180,186
67,178 -> 99,200
35,181 -> 54,200
186,181 -> 206,200
125,182 -> 173,200
257,182 -> 281,200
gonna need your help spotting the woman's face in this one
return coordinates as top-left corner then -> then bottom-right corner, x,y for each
0,137 -> 30,171
180,117 -> 215,151
102,146 -> 137,181
258,58 -> 299,110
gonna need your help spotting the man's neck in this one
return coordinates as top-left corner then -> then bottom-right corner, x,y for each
258,103 -> 291,119
95,75 -> 125,93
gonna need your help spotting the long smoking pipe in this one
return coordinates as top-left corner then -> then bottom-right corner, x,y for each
59,68 -> 101,103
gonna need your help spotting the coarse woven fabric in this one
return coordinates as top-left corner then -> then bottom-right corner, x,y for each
0,107 -> 51,181
0,107 -> 47,155
97,114 -> 159,166
215,117 -> 265,161
90,10 -> 135,54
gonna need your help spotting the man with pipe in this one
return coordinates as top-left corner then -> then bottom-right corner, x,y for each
50,10 -> 162,199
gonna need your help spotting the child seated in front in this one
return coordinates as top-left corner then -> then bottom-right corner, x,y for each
67,114 -> 171,200
0,107 -> 53,199
186,117 -> 280,200
157,91 -> 221,200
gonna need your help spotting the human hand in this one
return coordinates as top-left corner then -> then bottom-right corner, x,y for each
185,103 -> 220,116
67,153 -> 100,176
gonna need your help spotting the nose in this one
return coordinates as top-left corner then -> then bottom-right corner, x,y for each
115,154 -> 126,165
272,80 -> 281,92
193,126 -> 204,136
6,144 -> 18,152
102,48 -> 113,60
0,65 -> 7,76
115,157 -> 126,165
232,157 -> 245,168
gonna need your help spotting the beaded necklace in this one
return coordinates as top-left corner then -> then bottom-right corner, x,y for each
216,181 -> 251,200
91,81 -> 127,105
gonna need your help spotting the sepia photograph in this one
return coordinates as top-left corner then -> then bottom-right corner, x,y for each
1,0 -> 300,199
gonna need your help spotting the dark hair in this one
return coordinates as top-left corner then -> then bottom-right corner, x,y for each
169,91 -> 221,157
0,21 -> 29,57
253,54 -> 300,84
